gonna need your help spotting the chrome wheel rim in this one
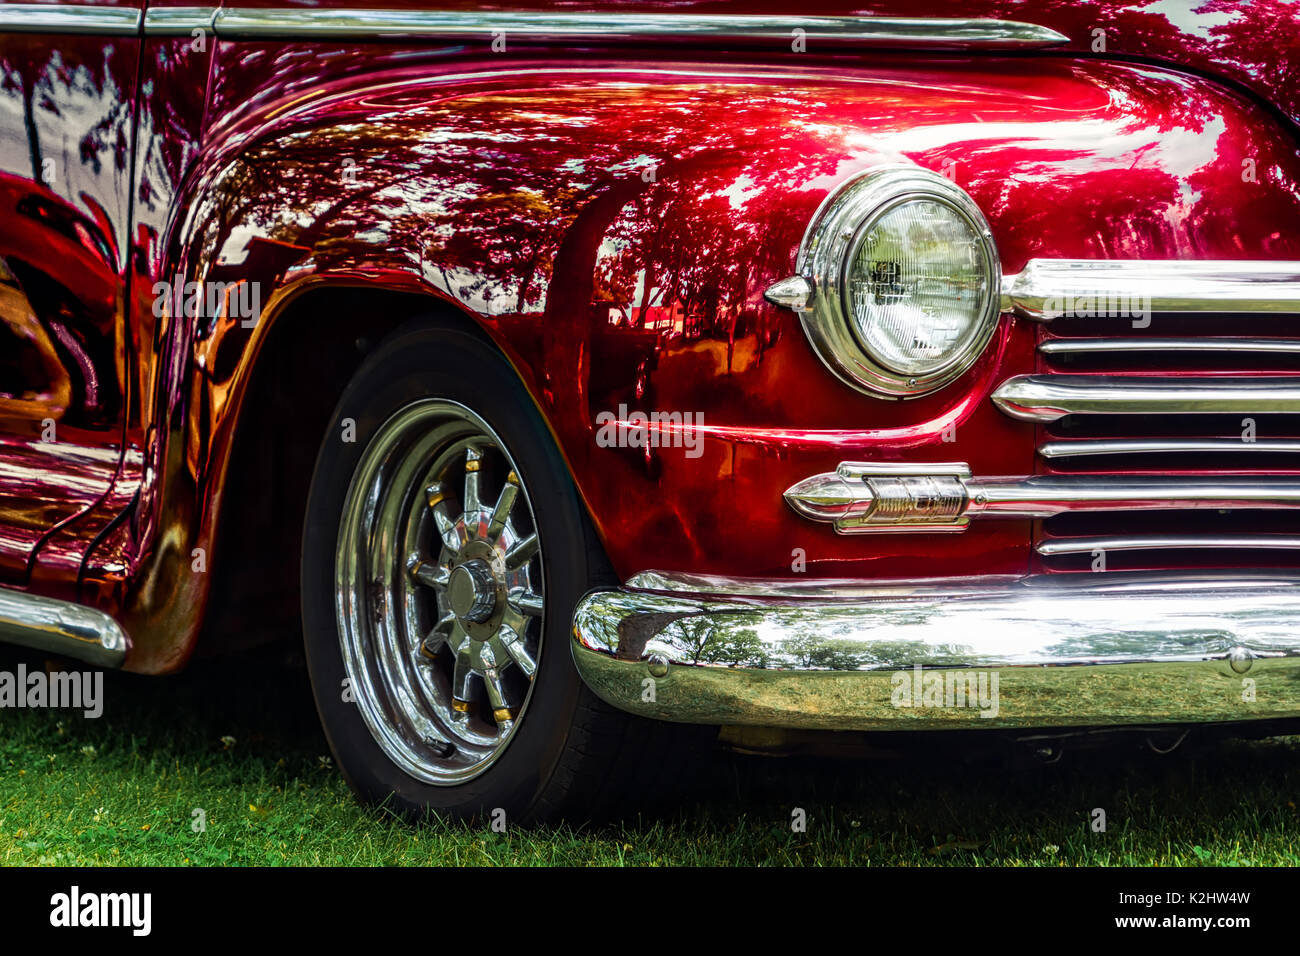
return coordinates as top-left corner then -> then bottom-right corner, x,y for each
335,399 -> 544,785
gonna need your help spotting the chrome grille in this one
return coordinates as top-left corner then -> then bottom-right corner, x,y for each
996,258 -> 1300,573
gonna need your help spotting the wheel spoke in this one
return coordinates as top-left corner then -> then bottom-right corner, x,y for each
486,473 -> 520,543
496,626 -> 536,679
481,666 -> 508,712
451,649 -> 475,705
408,559 -> 449,590
503,532 -> 538,570
501,606 -> 528,638
507,587 -> 544,617
443,620 -> 468,655
463,446 -> 483,514
426,481 -> 462,551
417,612 -> 457,662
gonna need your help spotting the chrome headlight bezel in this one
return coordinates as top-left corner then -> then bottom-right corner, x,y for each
792,165 -> 1002,399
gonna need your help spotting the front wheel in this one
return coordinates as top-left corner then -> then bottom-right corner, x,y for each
300,317 -> 706,823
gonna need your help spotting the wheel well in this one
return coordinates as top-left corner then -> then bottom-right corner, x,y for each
195,287 -> 492,659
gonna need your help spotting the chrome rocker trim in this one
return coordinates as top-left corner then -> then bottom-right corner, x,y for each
571,571 -> 1300,730
0,589 -> 129,668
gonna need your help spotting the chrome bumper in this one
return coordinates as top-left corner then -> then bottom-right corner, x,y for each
0,588 -> 128,668
570,571 -> 1300,730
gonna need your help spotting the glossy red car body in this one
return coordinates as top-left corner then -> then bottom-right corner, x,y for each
2,1 -> 1299,674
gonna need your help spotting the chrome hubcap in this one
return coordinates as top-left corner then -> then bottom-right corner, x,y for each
447,560 -> 496,623
335,400 -> 544,785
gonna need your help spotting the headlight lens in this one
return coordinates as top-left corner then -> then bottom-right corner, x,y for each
846,198 -> 992,377
782,166 -> 1001,399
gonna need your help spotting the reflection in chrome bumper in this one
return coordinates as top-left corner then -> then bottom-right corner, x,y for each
571,572 -> 1300,730
0,588 -> 128,668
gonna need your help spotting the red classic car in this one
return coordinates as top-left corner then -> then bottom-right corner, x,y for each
2,0 -> 1299,821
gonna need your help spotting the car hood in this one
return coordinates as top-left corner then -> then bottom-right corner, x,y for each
412,0 -> 1300,128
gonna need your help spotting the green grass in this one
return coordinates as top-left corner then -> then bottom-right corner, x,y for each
0,644 -> 1297,866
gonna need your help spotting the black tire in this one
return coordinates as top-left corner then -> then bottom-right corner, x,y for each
301,316 -> 709,823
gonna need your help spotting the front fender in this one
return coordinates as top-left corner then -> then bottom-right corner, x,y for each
108,50 -> 1300,670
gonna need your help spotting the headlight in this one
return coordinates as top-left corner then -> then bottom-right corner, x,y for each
768,166 -> 1001,399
